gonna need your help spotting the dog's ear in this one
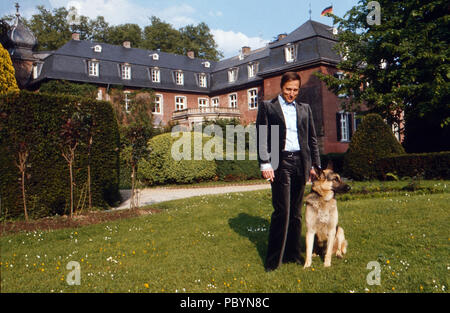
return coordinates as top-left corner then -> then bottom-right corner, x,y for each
313,165 -> 324,179
326,161 -> 334,171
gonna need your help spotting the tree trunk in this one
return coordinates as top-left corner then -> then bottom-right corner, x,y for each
21,168 -> 28,222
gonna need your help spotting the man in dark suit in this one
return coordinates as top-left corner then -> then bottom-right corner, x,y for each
256,71 -> 321,271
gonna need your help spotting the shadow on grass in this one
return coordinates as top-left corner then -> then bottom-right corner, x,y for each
228,213 -> 270,264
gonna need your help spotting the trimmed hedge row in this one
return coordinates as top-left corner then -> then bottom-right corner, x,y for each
0,91 -> 121,219
376,151 -> 450,180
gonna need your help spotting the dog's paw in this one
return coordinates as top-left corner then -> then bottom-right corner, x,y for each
336,251 -> 343,259
303,261 -> 312,268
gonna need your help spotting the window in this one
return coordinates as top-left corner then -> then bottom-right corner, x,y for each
211,97 -> 219,107
152,53 -> 159,60
248,63 -> 258,78
248,88 -> 258,109
175,96 -> 186,111
175,71 -> 184,85
153,94 -> 162,114
32,64 -> 38,79
124,91 -> 131,113
228,93 -> 237,108
121,64 -> 131,80
97,89 -> 103,100
94,45 -> 102,53
88,60 -> 99,77
336,112 -> 352,142
151,67 -> 160,83
228,68 -> 238,83
199,73 -> 207,88
334,71 -> 347,98
202,61 -> 210,68
198,98 -> 209,108
284,44 -> 296,63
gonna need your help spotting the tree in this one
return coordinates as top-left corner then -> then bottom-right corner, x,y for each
180,23 -> 223,61
317,0 -> 449,151
105,23 -> 143,47
0,42 -> 19,94
142,16 -> 184,54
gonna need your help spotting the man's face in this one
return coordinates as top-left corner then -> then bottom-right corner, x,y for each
281,79 -> 300,103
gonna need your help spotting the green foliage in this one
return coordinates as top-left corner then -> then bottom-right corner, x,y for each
0,91 -> 121,219
138,132 -> 217,185
4,7 -> 222,61
343,113 -> 405,180
39,80 -> 97,99
317,0 -> 449,140
376,151 -> 450,180
215,158 -> 260,181
0,42 -> 19,94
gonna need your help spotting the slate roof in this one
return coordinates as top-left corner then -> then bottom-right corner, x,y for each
29,20 -> 340,93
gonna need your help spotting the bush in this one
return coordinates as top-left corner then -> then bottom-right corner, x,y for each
0,91 -> 121,219
343,113 -> 405,180
215,156 -> 260,181
0,43 -> 19,94
138,132 -> 217,185
376,151 -> 450,180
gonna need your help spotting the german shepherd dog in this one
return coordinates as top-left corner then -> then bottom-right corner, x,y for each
304,164 -> 350,268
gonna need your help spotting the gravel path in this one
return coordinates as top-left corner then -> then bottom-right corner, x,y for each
113,183 -> 272,210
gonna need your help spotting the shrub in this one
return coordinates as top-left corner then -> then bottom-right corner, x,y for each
0,43 -> 19,95
215,156 -> 260,181
376,151 -> 450,180
0,91 -> 121,219
343,113 -> 405,180
138,132 -> 217,185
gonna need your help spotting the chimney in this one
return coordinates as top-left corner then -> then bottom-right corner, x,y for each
241,46 -> 251,55
187,50 -> 195,59
277,33 -> 287,41
123,41 -> 131,48
72,32 -> 80,41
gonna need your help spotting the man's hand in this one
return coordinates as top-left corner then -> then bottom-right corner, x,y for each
310,167 -> 318,180
262,169 -> 275,183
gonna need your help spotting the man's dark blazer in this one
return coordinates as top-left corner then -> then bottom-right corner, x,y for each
256,96 -> 321,182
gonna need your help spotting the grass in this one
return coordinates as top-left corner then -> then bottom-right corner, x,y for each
1,180 -> 449,293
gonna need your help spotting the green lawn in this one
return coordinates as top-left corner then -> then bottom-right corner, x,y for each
1,180 -> 449,293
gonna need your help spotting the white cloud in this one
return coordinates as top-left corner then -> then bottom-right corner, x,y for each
49,0 -> 196,28
212,29 -> 269,59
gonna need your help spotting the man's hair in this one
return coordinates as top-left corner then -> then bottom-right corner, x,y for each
280,71 -> 301,88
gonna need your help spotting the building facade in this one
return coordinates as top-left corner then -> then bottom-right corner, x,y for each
2,10 -> 358,155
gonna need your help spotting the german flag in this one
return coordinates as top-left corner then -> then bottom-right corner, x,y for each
321,5 -> 333,16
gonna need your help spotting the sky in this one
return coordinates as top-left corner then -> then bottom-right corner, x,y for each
1,0 -> 360,59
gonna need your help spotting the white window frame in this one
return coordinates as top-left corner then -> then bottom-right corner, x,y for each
198,98 -> 209,108
32,64 -> 38,79
228,68 -> 238,83
199,73 -> 207,88
284,44 -> 296,63
124,91 -> 131,113
248,88 -> 258,110
175,71 -> 184,85
175,96 -> 186,111
211,97 -> 219,107
121,64 -> 131,80
248,63 -> 258,78
338,111 -> 351,142
153,94 -> 163,114
97,89 -> 103,100
151,67 -> 160,83
335,71 -> 347,98
94,45 -> 102,53
228,93 -> 238,108
88,60 -> 99,77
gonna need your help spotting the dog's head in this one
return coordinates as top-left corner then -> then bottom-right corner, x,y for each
312,163 -> 351,198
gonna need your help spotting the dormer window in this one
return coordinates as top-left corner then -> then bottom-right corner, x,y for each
175,70 -> 184,85
88,60 -> 99,77
228,68 -> 238,83
248,62 -> 258,78
151,67 -> 160,83
202,61 -> 210,68
199,73 -> 207,88
284,44 -> 296,63
94,45 -> 102,53
121,64 -> 131,80
151,53 -> 159,60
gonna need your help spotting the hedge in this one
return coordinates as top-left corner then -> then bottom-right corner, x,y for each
138,132 -> 217,185
376,151 -> 450,180
0,91 -> 121,219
